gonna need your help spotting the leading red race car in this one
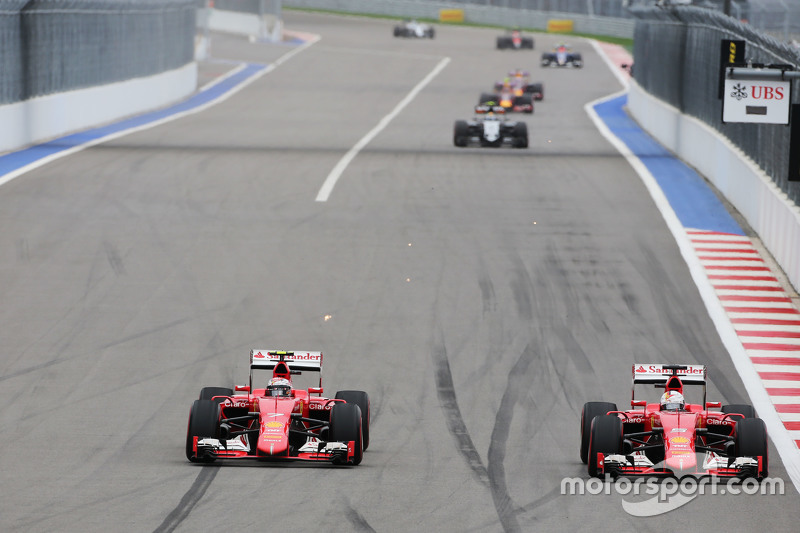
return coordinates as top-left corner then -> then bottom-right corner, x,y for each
581,364 -> 768,479
186,350 -> 370,465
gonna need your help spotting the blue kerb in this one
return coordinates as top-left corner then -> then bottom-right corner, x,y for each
593,94 -> 744,236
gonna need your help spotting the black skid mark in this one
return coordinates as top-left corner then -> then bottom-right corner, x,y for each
153,466 -> 218,533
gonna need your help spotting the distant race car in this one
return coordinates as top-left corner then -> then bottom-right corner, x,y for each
479,86 -> 533,114
487,69 -> 543,105
496,28 -> 534,50
541,44 -> 583,67
186,350 -> 370,466
581,363 -> 768,480
394,19 -> 435,38
453,104 -> 528,148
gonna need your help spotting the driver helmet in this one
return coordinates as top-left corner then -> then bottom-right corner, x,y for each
266,377 -> 292,397
660,391 -> 685,411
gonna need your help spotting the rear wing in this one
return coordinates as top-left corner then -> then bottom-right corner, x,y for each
250,350 -> 323,372
631,363 -> 707,407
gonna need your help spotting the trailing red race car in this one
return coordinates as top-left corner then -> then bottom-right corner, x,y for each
186,350 -> 370,465
581,364 -> 768,479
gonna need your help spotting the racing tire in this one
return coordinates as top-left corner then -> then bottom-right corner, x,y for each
199,386 -> 233,403
722,404 -> 756,419
528,83 -> 544,100
427,28 -> 435,39
522,38 -> 534,49
330,402 -> 363,465
588,415 -> 623,477
580,401 -> 617,463
572,53 -> 583,68
186,399 -> 220,463
453,120 -> 469,147
518,94 -> 533,114
336,390 -> 371,450
496,37 -> 506,49
478,92 -> 498,105
513,123 -> 528,148
734,417 -> 769,478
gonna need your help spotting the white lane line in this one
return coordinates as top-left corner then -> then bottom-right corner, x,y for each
315,57 -> 451,202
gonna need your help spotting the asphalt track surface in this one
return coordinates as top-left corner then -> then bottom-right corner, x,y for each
1,10 -> 799,533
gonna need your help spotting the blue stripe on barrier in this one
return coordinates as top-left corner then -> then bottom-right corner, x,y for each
0,62 -> 267,178
594,94 -> 744,236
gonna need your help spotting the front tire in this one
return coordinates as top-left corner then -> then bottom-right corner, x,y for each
513,123 -> 528,148
580,401 -> 617,463
735,417 -> 769,478
186,399 -> 220,463
330,403 -> 363,465
336,390 -> 371,450
588,415 -> 623,477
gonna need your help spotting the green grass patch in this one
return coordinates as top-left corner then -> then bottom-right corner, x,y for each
284,6 -> 634,50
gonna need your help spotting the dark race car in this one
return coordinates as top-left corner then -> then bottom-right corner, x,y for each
496,28 -> 534,50
394,19 -> 435,38
186,350 -> 370,466
453,104 -> 528,148
581,364 -> 768,480
541,44 -> 583,68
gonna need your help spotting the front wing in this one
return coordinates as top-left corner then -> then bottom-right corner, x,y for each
190,436 -> 358,464
596,452 -> 766,479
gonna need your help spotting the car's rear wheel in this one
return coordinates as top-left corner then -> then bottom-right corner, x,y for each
580,401 -> 617,463
588,415 -> 623,477
186,399 -> 220,463
722,404 -> 756,418
513,123 -> 528,148
735,417 -> 769,478
336,390 -> 370,450
454,120 -> 469,147
329,403 -> 363,465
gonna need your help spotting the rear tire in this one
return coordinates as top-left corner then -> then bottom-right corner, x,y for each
580,401 -> 617,463
588,415 -> 623,477
722,404 -> 756,418
513,123 -> 528,148
186,399 -> 220,463
454,120 -> 469,147
735,417 -> 769,478
330,403 -> 363,465
335,390 -> 371,450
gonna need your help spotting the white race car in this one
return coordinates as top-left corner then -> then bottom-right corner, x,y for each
394,19 -> 435,39
453,105 -> 528,149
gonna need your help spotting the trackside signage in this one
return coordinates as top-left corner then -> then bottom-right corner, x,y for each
723,79 -> 791,124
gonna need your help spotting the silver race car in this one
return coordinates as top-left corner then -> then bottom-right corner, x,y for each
453,105 -> 528,148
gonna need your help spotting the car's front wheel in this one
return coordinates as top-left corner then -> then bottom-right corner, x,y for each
588,415 -> 623,477
329,403 -> 363,465
186,399 -> 220,463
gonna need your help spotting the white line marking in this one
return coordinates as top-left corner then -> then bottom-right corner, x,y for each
315,57 -> 451,202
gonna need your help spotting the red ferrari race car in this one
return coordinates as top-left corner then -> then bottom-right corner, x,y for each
186,350 -> 370,465
581,364 -> 768,480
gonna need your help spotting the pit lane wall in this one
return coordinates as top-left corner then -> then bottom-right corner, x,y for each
0,0 -> 198,155
627,81 -> 800,293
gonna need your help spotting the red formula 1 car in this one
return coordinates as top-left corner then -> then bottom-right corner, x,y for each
580,364 -> 768,479
186,350 -> 370,465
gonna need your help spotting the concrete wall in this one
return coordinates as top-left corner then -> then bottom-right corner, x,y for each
0,63 -> 197,155
627,80 -> 800,291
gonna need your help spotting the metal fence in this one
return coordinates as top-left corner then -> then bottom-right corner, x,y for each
0,0 -> 197,105
630,5 -> 800,202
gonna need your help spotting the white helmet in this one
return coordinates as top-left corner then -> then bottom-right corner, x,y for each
266,377 -> 292,397
660,391 -> 685,411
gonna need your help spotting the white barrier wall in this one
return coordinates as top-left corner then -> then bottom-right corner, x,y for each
628,80 -> 800,292
0,63 -> 198,155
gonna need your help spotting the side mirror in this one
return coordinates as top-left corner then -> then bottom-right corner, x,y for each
235,385 -> 250,392
705,401 -> 722,409
308,387 -> 323,395
631,400 -> 646,408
